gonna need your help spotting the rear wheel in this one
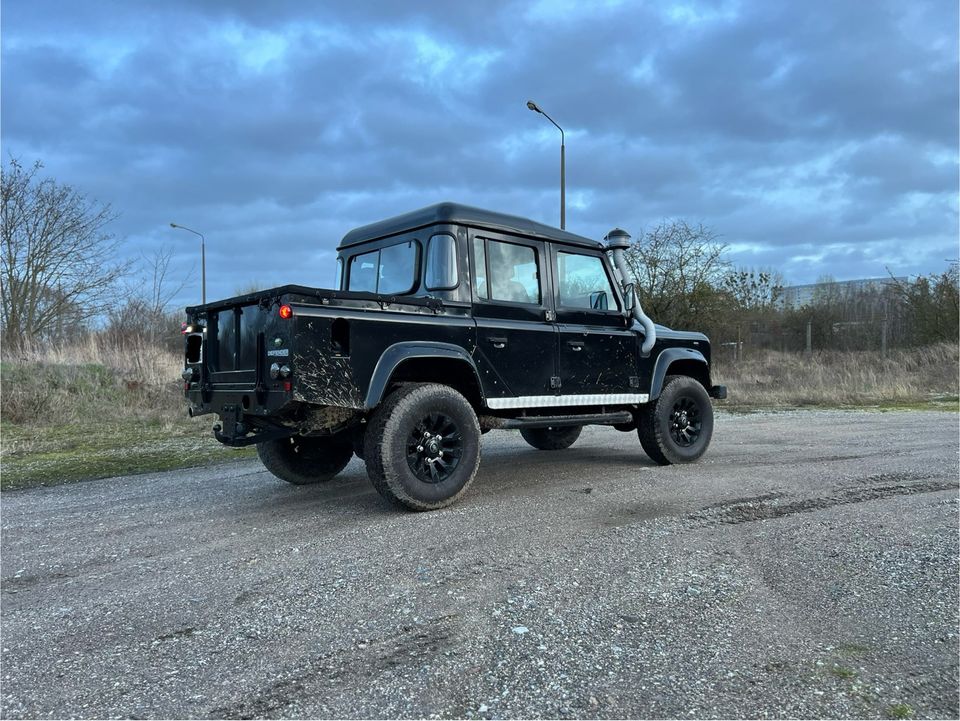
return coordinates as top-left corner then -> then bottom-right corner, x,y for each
638,375 -> 714,465
519,425 -> 582,450
364,383 -> 481,511
257,433 -> 353,485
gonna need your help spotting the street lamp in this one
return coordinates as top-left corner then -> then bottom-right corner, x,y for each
526,99 -> 565,230
170,222 -> 206,304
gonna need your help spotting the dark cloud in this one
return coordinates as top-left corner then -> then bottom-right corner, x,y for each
2,0 -> 957,308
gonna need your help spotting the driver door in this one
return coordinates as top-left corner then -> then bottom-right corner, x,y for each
551,246 -> 638,398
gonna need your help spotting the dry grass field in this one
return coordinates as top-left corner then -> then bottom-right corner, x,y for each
714,343 -> 959,409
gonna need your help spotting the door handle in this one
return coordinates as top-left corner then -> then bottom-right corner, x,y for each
567,340 -> 584,351
488,337 -> 508,349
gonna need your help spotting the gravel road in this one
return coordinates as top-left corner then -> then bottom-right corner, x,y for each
2,410 -> 958,719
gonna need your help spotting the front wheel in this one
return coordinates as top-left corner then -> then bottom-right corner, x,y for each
364,383 -> 481,511
520,425 -> 582,450
257,433 -> 353,485
637,375 -> 714,465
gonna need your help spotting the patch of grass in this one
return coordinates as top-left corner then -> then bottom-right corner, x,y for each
1,340 -> 259,489
886,703 -> 914,719
836,642 -> 872,656
872,395 -> 959,412
827,665 -> 857,680
1,420 -> 255,490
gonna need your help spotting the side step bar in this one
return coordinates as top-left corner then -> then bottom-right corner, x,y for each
480,411 -> 634,430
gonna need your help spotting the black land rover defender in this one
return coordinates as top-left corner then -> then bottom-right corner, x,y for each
182,203 -> 726,510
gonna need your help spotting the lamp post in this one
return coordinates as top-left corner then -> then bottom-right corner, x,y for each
526,100 -> 565,230
170,222 -> 206,304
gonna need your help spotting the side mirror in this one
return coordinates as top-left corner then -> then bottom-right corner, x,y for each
589,290 -> 608,310
622,283 -> 636,314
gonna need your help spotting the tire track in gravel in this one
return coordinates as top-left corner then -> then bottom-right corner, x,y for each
688,473 -> 957,526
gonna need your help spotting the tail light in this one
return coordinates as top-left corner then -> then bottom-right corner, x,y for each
278,304 -> 293,319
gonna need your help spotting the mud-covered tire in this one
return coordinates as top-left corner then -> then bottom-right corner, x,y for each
364,383 -> 481,511
519,425 -> 582,450
257,433 -> 353,485
638,375 -> 714,465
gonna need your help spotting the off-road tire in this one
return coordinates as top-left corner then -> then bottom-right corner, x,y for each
638,375 -> 713,465
519,425 -> 582,450
257,433 -> 353,485
364,383 -> 481,511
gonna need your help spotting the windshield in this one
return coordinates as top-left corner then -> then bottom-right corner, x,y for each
346,239 -> 418,294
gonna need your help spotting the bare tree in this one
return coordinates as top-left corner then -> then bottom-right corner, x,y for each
722,267 -> 783,311
106,246 -> 189,351
1,158 -> 130,351
887,264 -> 960,345
623,220 -> 729,330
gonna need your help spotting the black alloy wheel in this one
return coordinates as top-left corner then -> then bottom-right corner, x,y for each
405,412 -> 464,483
669,395 -> 702,447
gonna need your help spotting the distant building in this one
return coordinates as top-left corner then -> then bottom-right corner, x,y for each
780,277 -> 908,308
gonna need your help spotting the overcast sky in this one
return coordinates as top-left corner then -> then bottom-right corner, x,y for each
3,0 -> 958,307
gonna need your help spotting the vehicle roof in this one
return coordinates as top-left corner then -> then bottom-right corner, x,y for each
338,202 -> 604,250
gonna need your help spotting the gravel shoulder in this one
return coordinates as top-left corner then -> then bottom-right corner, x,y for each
2,410 -> 958,719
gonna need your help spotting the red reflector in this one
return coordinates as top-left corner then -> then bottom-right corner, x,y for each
283,380 -> 292,392
184,382 -> 189,391
278,304 -> 293,319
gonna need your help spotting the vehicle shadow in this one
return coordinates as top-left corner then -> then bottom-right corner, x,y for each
233,437 -> 657,519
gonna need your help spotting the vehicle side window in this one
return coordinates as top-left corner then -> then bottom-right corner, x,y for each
378,241 -> 417,294
487,240 -> 540,304
348,250 -> 378,293
347,240 -> 418,294
425,234 -> 458,290
557,251 -> 619,311
473,237 -> 488,299
335,257 -> 344,290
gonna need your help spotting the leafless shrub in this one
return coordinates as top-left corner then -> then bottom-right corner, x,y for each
1,157 -> 131,352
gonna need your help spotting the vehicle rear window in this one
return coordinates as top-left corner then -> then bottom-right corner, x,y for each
347,239 -> 418,294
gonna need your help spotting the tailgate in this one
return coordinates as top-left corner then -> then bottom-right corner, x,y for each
207,302 -> 278,387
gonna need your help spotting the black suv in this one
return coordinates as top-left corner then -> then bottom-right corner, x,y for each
182,203 -> 726,510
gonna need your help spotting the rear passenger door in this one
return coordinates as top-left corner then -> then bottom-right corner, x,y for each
469,230 -> 558,405
551,246 -> 639,399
